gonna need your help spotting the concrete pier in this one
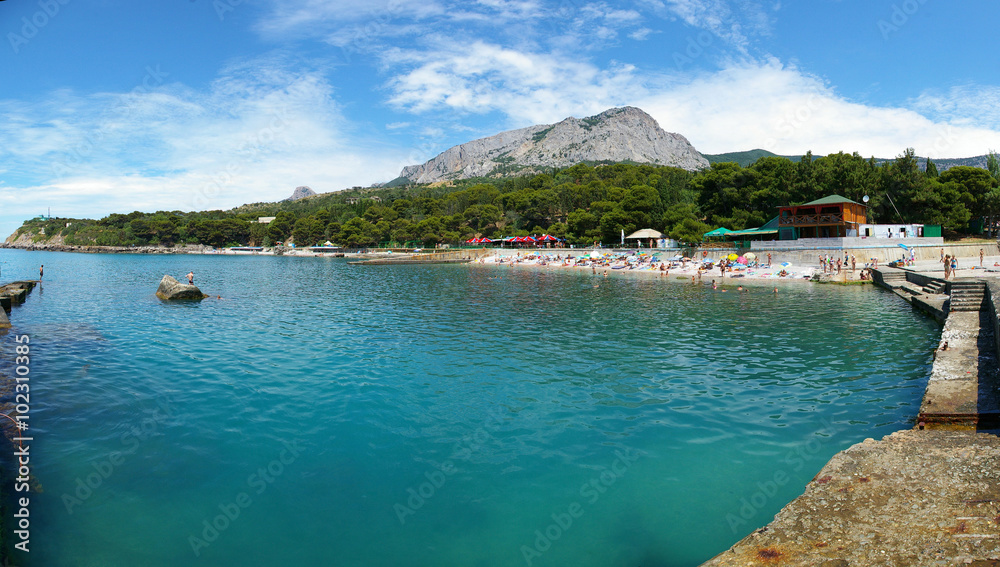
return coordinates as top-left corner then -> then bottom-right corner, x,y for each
701,265 -> 1000,566
0,280 -> 38,328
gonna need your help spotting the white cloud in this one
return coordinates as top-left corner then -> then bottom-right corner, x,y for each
383,44 -> 1000,159
910,85 -> 1000,131
629,27 -> 655,40
0,58 -> 414,238
636,60 -> 1000,158
385,41 -> 638,125
642,0 -> 771,52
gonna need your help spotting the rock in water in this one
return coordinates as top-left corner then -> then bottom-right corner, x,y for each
397,106 -> 709,184
156,275 -> 208,300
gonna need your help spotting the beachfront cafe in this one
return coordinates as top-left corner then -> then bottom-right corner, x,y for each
777,195 -> 867,240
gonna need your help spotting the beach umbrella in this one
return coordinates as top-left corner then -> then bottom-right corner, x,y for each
538,234 -> 558,242
523,236 -> 537,242
624,228 -> 665,240
737,255 -> 747,265
480,237 -> 493,243
590,250 -> 602,259
728,253 -> 738,261
745,252 -> 756,261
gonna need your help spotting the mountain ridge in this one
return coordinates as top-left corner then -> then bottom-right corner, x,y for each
396,107 -> 709,184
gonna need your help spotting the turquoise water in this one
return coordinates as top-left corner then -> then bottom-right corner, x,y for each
0,250 -> 940,566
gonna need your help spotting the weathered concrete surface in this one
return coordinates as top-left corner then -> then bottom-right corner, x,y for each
919,311 -> 1000,429
912,294 -> 949,324
155,275 -> 207,300
702,429 -> 1000,567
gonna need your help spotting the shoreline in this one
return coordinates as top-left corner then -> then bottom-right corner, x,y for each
474,249 -> 866,285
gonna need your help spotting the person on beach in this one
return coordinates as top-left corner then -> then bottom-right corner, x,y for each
951,255 -> 957,277
940,248 -> 944,262
187,271 -> 194,285
850,255 -> 856,273
767,252 -> 772,267
943,255 -> 951,279
980,249 -> 984,267
711,280 -> 717,289
836,257 -> 842,274
39,265 -> 43,280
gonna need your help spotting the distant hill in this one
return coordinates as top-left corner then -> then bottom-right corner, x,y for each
705,149 -> 991,172
397,106 -> 708,184
703,149 -> 802,166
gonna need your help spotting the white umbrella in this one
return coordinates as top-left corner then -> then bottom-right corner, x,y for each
625,229 -> 665,240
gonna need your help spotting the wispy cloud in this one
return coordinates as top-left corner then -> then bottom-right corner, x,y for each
637,60 -> 999,158
910,85 -> 1000,130
641,0 -> 772,52
383,45 -> 1000,159
384,41 -> 638,125
0,57 -> 412,236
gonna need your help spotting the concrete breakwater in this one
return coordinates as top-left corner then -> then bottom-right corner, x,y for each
0,281 -> 37,329
702,267 -> 1000,566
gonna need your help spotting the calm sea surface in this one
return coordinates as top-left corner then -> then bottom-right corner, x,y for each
0,249 -> 939,567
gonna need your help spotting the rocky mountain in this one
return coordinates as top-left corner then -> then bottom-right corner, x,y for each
396,107 -> 708,184
287,186 -> 316,201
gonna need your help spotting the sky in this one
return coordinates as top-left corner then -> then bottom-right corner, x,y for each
1,0 -> 999,238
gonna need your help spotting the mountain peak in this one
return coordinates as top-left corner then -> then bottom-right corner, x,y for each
286,186 -> 316,201
398,107 -> 707,184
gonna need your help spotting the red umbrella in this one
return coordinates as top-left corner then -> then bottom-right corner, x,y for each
538,234 -> 558,241
522,236 -> 537,242
480,237 -> 493,243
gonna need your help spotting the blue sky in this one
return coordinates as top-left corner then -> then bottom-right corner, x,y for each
1,0 -> 999,238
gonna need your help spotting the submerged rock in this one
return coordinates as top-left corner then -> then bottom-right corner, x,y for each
156,275 -> 208,300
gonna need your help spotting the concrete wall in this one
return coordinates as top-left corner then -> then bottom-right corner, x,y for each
484,241 -> 999,268
985,281 -> 1000,364
752,236 -> 941,250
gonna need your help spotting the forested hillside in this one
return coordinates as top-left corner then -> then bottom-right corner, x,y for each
11,150 -> 1000,248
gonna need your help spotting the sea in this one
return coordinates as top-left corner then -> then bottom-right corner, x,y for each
0,249 -> 940,567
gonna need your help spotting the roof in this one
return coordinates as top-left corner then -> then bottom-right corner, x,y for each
797,195 -> 861,207
727,228 -> 778,237
703,227 -> 733,237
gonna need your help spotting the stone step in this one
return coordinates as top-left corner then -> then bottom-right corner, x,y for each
923,281 -> 946,294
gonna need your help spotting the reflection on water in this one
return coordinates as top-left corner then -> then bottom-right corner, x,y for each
0,249 -> 939,567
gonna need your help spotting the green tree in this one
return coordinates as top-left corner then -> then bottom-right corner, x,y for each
292,217 -> 325,246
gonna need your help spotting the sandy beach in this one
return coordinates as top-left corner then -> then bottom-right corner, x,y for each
478,245 -> 1000,285
479,249 -> 831,283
